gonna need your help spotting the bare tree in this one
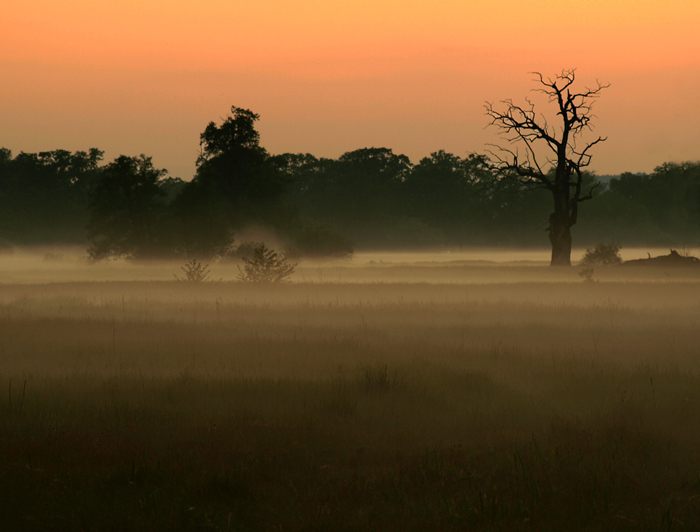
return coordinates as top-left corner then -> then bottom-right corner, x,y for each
485,69 -> 609,266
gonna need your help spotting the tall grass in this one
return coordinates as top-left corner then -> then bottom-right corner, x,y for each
1,277 -> 699,530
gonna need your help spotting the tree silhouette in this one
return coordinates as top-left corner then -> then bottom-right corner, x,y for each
0,148 -> 103,244
87,155 -> 168,260
486,69 -> 609,266
172,107 -> 290,256
403,151 -> 492,239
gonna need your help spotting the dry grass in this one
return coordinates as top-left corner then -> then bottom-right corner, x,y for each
1,254 -> 700,530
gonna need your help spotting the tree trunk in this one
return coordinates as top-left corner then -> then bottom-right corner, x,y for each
549,188 -> 572,266
549,218 -> 572,266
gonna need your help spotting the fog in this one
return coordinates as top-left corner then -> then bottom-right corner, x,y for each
0,245 -> 693,283
2,248 -> 699,529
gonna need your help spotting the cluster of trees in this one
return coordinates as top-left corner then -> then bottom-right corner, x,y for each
284,150 -> 700,251
588,164 -> 700,246
0,147 -> 103,245
0,108 -> 354,260
1,107 -> 699,261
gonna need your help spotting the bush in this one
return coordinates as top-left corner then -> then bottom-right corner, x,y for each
579,242 -> 622,266
237,244 -> 296,283
578,267 -> 595,282
175,259 -> 211,282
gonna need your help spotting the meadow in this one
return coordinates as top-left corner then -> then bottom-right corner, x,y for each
1,249 -> 700,531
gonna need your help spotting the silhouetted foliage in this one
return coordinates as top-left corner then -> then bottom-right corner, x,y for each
578,267 -> 595,282
404,151 -> 490,237
237,244 -> 296,283
175,259 -> 211,282
610,163 -> 700,239
284,148 -> 416,247
286,225 -> 354,258
579,242 -> 622,267
4,101 -> 700,256
159,176 -> 187,202
172,107 -> 290,256
0,148 -> 103,244
87,155 -> 168,260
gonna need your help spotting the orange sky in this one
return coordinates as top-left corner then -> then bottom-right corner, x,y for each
1,0 -> 699,177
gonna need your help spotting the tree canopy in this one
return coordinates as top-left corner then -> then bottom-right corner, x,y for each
2,103 -> 699,259
87,155 -> 168,260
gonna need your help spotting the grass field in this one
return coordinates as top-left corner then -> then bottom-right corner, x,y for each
1,250 -> 700,530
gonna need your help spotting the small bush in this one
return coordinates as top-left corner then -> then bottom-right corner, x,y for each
176,259 -> 211,282
237,244 -> 296,283
578,267 -> 595,282
580,242 -> 622,267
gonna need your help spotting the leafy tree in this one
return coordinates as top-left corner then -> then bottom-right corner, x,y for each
286,224 -> 354,258
172,107 -> 290,255
486,70 -> 608,265
404,151 -> 492,240
283,147 -> 412,246
575,181 -> 665,246
332,147 -> 411,227
482,178 -> 552,246
0,148 -> 103,243
87,155 -> 168,260
159,176 -> 186,202
609,163 -> 700,241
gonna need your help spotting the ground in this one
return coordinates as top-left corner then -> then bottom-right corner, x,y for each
1,249 -> 699,530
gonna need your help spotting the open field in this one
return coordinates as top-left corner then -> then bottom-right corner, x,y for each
1,251 -> 700,530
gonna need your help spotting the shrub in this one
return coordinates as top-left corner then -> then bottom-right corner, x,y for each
176,259 -> 211,282
578,267 -> 595,282
237,244 -> 296,283
579,242 -> 622,266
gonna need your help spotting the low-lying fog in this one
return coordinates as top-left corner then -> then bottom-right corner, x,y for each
0,246 -> 696,284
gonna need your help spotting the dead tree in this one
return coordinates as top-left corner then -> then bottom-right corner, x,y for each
485,69 -> 608,266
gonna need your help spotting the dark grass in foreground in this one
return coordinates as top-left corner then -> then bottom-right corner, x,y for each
3,364 -> 700,530
1,280 -> 700,530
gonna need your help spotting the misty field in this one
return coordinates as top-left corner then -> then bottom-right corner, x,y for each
1,251 -> 700,531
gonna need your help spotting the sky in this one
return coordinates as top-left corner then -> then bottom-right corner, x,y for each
1,0 -> 699,179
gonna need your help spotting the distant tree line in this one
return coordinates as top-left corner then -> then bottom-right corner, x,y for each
1,107 -> 699,258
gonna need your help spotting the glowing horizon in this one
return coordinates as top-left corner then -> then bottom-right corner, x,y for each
2,0 -> 699,178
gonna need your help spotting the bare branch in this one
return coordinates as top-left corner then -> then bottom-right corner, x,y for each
578,181 -> 600,203
573,136 -> 607,168
485,70 -> 609,265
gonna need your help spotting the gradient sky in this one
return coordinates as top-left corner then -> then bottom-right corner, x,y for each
2,0 -> 699,178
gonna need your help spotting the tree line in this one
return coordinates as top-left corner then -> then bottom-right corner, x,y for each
1,106 -> 699,259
